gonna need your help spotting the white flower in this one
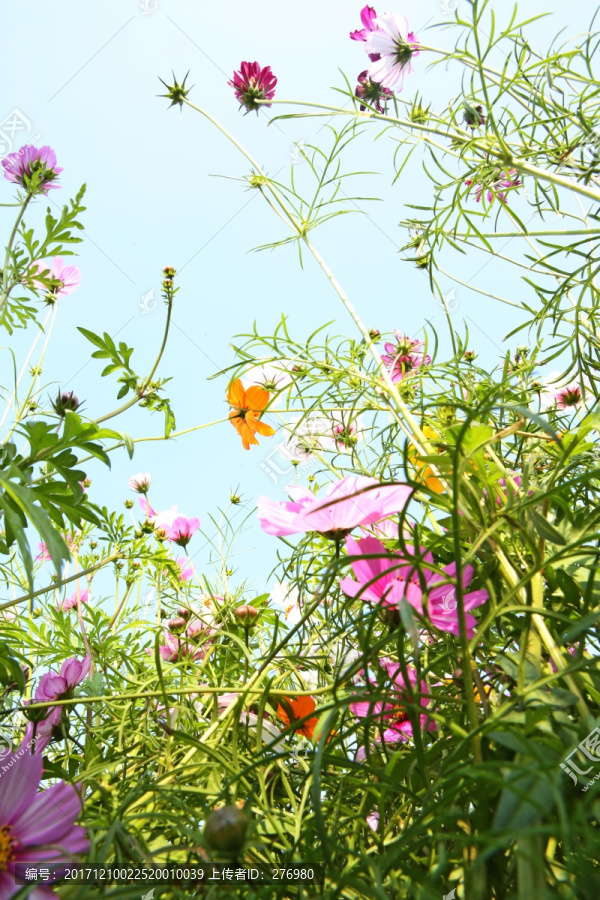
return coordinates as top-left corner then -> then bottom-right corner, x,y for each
270,582 -> 303,625
241,359 -> 294,394
128,471 -> 151,493
278,414 -> 335,462
364,12 -> 418,90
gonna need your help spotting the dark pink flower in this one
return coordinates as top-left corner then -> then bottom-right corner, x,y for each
350,6 -> 382,61
355,70 -> 392,113
556,384 -> 582,409
351,657 -> 435,754
2,144 -> 63,192
229,62 -> 277,114
0,751 -> 88,894
340,536 -> 488,637
163,515 -> 200,548
257,476 -> 412,540
381,332 -> 430,383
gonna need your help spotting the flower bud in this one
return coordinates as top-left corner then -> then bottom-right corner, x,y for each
204,806 -> 249,853
163,266 -> 176,277
230,493 -> 241,505
52,390 -> 81,417
234,605 -> 259,627
463,350 -> 476,362
368,328 -> 381,340
177,605 -> 191,619
167,616 -> 187,634
124,499 -> 134,509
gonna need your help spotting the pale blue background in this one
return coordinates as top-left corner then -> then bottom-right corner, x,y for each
0,0 -> 594,597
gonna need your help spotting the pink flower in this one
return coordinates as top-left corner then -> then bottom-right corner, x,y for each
381,332 -> 430,383
2,144 -> 63,192
364,13 -> 420,91
36,542 -> 51,563
128,472 -> 151,493
257,476 -> 412,539
229,62 -> 277,114
138,495 -> 158,519
56,589 -> 89,612
350,6 -> 382,61
351,658 -> 435,753
163,515 -> 200,548
23,656 -> 91,754
556,384 -> 582,409
0,751 -> 88,895
176,556 -> 193,582
340,536 -> 488,637
29,257 -> 81,301
355,70 -> 393,113
153,629 -> 211,663
465,169 -> 521,204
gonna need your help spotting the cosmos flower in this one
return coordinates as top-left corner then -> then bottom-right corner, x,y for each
257,476 -> 412,539
270,582 -> 303,625
381,332 -> 430,382
30,258 -> 81,302
128,473 -> 152,494
0,751 -> 88,896
276,696 -> 319,740
355,70 -> 393,113
2,144 -> 63,192
350,6 -> 382,61
56,589 -> 89,612
163,515 -> 200,548
22,656 -> 91,754
241,359 -> 294,393
465,169 -> 521,204
229,62 -> 277,113
364,13 -> 420,91
227,379 -> 275,450
556,384 -> 582,409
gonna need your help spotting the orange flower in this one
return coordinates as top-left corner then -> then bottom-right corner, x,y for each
276,696 -> 319,740
227,379 -> 275,450
407,424 -> 446,494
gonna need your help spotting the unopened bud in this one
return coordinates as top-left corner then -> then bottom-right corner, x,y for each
234,605 -> 259,627
204,806 -> 249,853
177,606 -> 191,619
368,328 -> 381,340
124,499 -> 134,509
167,616 -> 187,634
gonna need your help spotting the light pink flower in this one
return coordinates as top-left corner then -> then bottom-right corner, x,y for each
152,629 -> 211,663
364,12 -> 420,91
257,476 -> 412,539
23,656 -> 91,754
30,257 -> 81,300
381,332 -> 430,383
352,658 -> 435,754
57,588 -> 89,612
36,542 -> 51,563
0,752 -> 88,896
128,472 -> 151,493
2,144 -> 63,192
163,515 -> 200,548
340,536 -> 488,637
556,384 -> 582,409
176,556 -> 193,582
138,495 -> 158,519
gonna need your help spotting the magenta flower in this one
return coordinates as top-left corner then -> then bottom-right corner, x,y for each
128,472 -> 151,494
229,62 -> 277,114
257,476 -> 413,540
340,535 -> 488,637
163,515 -> 200,548
350,6 -> 382,61
23,656 -> 91,754
465,169 -> 521,204
364,13 -> 420,91
556,384 -> 582,409
0,751 -> 88,895
355,70 -> 392,113
57,589 -> 89,612
2,144 -> 63,192
351,657 -> 435,755
30,257 -> 81,302
381,332 -> 430,383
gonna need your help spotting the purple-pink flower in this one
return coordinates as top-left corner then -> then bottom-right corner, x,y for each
229,62 -> 277,114
355,70 -> 392,113
153,625 -> 212,663
340,535 -> 488,637
23,656 -> 91,754
2,144 -> 63,192
465,169 -> 521,204
163,515 -> 200,548
364,12 -> 420,91
351,657 -> 435,755
350,6 -> 382,61
381,332 -> 430,383
257,476 -> 412,540
30,257 -> 81,301
56,589 -> 89,612
0,751 -> 88,896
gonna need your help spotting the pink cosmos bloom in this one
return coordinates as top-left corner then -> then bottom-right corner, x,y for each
364,13 -> 420,91
350,6 -> 382,61
556,384 -> 582,409
138,495 -> 158,519
465,169 -> 521,204
176,556 -> 193,582
163,515 -> 200,547
30,257 -> 81,301
23,656 -> 91,754
57,589 -> 89,612
381,332 -> 430,383
351,657 -> 435,754
128,472 -> 151,493
36,542 -> 51,563
340,536 -> 488,637
2,144 -> 63,192
229,62 -> 277,114
355,70 -> 393,113
0,751 -> 88,896
153,628 -> 211,663
257,476 -> 413,540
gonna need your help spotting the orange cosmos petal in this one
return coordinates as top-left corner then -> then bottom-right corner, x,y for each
245,384 -> 271,412
227,378 -> 246,409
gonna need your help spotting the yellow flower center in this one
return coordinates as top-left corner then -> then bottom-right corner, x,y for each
0,825 -> 16,872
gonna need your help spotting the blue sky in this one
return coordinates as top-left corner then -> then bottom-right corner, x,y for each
1,0 -> 596,598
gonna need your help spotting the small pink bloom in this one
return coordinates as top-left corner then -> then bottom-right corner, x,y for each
556,384 -> 582,409
152,629 -> 211,663
229,61 -> 277,114
350,6 -> 382,62
466,169 -> 521,204
2,143 -> 63,192
163,515 -> 200,547
139,495 -> 158,519
381,332 -> 430,383
128,472 -> 151,493
176,556 -> 193,582
23,655 -> 91,753
57,588 -> 89,611
355,70 -> 393,113
36,542 -> 51,563
30,257 -> 81,300
257,476 -> 412,540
